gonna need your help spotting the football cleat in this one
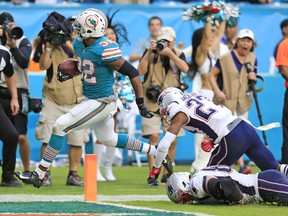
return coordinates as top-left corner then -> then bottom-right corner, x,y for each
148,166 -> 162,185
162,155 -> 173,175
15,171 -> 44,188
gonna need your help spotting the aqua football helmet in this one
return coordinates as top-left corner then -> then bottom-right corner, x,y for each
166,172 -> 193,204
73,8 -> 107,39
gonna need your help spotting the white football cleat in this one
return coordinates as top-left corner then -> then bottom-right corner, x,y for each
104,166 -> 116,181
97,170 -> 106,182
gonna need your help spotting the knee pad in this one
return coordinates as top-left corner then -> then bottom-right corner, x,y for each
52,123 -> 66,136
208,177 -> 243,204
98,133 -> 118,147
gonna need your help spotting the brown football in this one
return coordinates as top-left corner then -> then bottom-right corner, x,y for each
59,58 -> 78,75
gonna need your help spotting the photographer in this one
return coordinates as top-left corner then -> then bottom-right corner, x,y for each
208,29 -> 257,173
138,26 -> 189,185
0,12 -> 33,181
34,12 -> 85,186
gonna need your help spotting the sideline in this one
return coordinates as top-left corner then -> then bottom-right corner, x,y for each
0,194 -> 169,202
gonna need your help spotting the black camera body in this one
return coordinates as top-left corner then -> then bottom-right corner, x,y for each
146,85 -> 162,102
153,39 -> 168,54
1,24 -> 23,40
178,82 -> 189,92
29,98 -> 43,113
45,30 -> 66,46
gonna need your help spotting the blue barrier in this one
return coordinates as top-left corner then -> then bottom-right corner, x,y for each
0,3 -> 287,163
1,2 -> 288,72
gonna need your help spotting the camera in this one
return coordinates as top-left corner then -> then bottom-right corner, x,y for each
49,31 -> 66,46
41,11 -> 72,46
146,85 -> 162,102
153,39 -> 168,54
1,23 -> 23,40
178,82 -> 189,92
29,98 -> 43,113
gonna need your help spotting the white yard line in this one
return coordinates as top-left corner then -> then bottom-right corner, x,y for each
0,194 -> 169,202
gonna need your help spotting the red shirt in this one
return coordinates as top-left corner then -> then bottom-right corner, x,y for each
276,38 -> 288,87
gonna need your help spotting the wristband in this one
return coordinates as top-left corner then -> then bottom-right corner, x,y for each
136,97 -> 144,105
45,47 -> 52,51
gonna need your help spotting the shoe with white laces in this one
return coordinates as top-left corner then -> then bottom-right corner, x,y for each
15,171 -> 43,188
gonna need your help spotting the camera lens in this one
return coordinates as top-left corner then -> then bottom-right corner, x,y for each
156,42 -> 165,51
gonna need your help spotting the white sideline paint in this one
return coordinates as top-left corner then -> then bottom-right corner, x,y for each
0,194 -> 211,216
0,194 -> 169,202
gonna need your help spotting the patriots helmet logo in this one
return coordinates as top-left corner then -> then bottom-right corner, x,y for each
167,184 -> 176,196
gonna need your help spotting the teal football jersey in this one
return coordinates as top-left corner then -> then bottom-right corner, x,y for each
74,37 -> 122,99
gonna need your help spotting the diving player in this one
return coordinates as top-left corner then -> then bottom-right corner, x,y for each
167,165 -> 288,206
148,87 -> 288,183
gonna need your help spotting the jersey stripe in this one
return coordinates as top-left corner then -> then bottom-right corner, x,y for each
63,102 -> 106,133
102,48 -> 122,60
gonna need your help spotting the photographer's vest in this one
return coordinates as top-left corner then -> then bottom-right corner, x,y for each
0,36 -> 29,91
42,46 -> 83,106
213,52 -> 255,114
143,48 -> 182,112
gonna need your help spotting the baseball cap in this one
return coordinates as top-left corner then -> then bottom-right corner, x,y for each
0,12 -> 14,25
238,29 -> 254,41
157,26 -> 176,42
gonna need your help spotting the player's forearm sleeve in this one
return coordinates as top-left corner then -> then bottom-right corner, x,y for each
154,131 -> 176,168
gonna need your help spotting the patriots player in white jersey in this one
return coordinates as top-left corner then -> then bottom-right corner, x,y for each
149,87 -> 288,182
167,165 -> 288,206
15,8 -> 166,188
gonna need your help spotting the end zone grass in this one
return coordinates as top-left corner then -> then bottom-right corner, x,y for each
1,165 -> 287,216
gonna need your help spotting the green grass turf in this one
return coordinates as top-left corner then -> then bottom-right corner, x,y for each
1,165 -> 287,216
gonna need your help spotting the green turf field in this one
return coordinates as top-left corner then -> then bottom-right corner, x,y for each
0,165 -> 287,216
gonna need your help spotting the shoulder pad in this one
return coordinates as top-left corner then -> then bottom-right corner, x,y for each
166,101 -> 182,120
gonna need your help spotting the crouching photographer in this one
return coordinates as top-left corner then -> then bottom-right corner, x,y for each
138,26 -> 189,185
0,11 -> 33,181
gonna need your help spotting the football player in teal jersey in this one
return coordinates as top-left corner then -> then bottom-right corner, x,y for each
15,8 -> 159,188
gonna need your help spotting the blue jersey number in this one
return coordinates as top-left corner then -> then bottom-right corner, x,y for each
186,96 -> 216,121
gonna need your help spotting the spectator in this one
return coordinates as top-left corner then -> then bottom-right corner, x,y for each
138,26 -> 189,185
223,20 -> 239,50
274,19 -> 288,59
15,8 -> 163,188
276,36 -> 288,164
129,16 -> 162,65
189,20 -> 229,174
209,29 -> 257,173
0,12 -> 32,183
33,12 -> 86,186
0,44 -> 20,187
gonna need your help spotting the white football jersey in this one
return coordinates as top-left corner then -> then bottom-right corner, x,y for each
166,93 -> 237,143
190,165 -> 263,203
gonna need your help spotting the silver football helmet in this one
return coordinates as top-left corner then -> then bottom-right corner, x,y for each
157,87 -> 185,119
73,8 -> 107,39
166,172 -> 192,204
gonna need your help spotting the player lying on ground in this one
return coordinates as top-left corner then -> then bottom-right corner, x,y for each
148,87 -> 288,183
167,165 -> 288,206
